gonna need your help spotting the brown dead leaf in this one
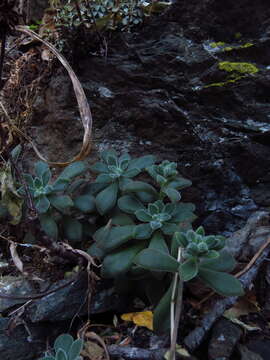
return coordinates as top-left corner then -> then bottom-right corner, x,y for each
223,292 -> 261,332
85,332 -> 110,360
81,340 -> 104,360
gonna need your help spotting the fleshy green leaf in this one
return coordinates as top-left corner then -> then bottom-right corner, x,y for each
67,179 -> 85,194
122,181 -> 157,196
136,191 -> 156,203
95,174 -> 113,184
148,203 -> 159,215
73,195 -> 95,213
87,242 -> 106,258
40,213 -> 58,239
102,242 -> 146,278
95,182 -> 118,215
56,349 -> 68,360
171,203 -> 196,221
101,149 -> 118,163
118,195 -> 144,214
119,153 -> 131,168
58,162 -> 86,179
124,168 -> 141,178
11,144 -> 22,162
161,222 -> 179,235
52,178 -> 70,192
49,195 -> 73,212
196,226 -> 205,236
128,155 -> 155,171
97,225 -> 135,251
118,177 -> 132,190
202,250 -> 219,259
35,195 -> 50,213
179,258 -> 198,281
163,187 -> 181,202
63,217 -> 82,242
200,250 -> 236,272
153,282 -> 173,334
168,178 -> 192,190
35,162 -> 51,185
198,268 -> 244,296
54,334 -> 74,353
148,231 -> 169,254
24,174 -> 34,188
93,225 -> 111,243
68,339 -> 83,360
133,223 -> 153,239
90,162 -> 109,173
82,182 -> 107,195
134,249 -> 179,272
135,209 -> 152,222
111,212 -> 135,225
173,232 -> 188,248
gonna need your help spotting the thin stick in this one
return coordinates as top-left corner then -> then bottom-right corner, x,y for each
0,31 -> 6,90
169,247 -> 183,360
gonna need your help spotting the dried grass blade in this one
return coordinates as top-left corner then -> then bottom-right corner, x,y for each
15,25 -> 93,167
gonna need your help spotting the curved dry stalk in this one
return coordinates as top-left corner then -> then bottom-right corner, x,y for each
169,247 -> 183,360
13,25 -> 93,167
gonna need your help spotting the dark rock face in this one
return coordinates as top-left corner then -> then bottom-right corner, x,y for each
0,318 -> 51,360
208,318 -> 242,359
28,0 -> 270,237
29,0 -> 49,21
167,0 -> 270,42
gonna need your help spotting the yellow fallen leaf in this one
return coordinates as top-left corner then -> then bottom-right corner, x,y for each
121,311 -> 153,330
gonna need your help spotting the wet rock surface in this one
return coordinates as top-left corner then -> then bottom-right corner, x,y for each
0,318 -> 52,360
208,318 -> 242,360
26,275 -> 126,322
27,0 -> 270,237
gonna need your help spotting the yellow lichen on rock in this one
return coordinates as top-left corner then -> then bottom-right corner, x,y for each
210,41 -> 226,48
218,61 -> 259,74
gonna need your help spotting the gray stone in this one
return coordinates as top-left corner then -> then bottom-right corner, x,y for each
225,211 -> 270,261
0,318 -> 49,360
208,318 -> 242,360
238,344 -> 263,360
26,274 -> 125,322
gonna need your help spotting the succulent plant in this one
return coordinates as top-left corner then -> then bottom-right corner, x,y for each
174,226 -> 226,259
90,149 -> 155,215
90,199 -> 195,278
134,226 -> 244,332
20,161 -> 86,214
147,160 -> 192,202
40,333 -> 83,360
18,160 -> 96,242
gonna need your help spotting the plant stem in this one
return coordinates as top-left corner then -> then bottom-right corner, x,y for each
169,247 -> 183,360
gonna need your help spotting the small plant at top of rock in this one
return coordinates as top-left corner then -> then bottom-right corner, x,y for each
39,333 -> 84,360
